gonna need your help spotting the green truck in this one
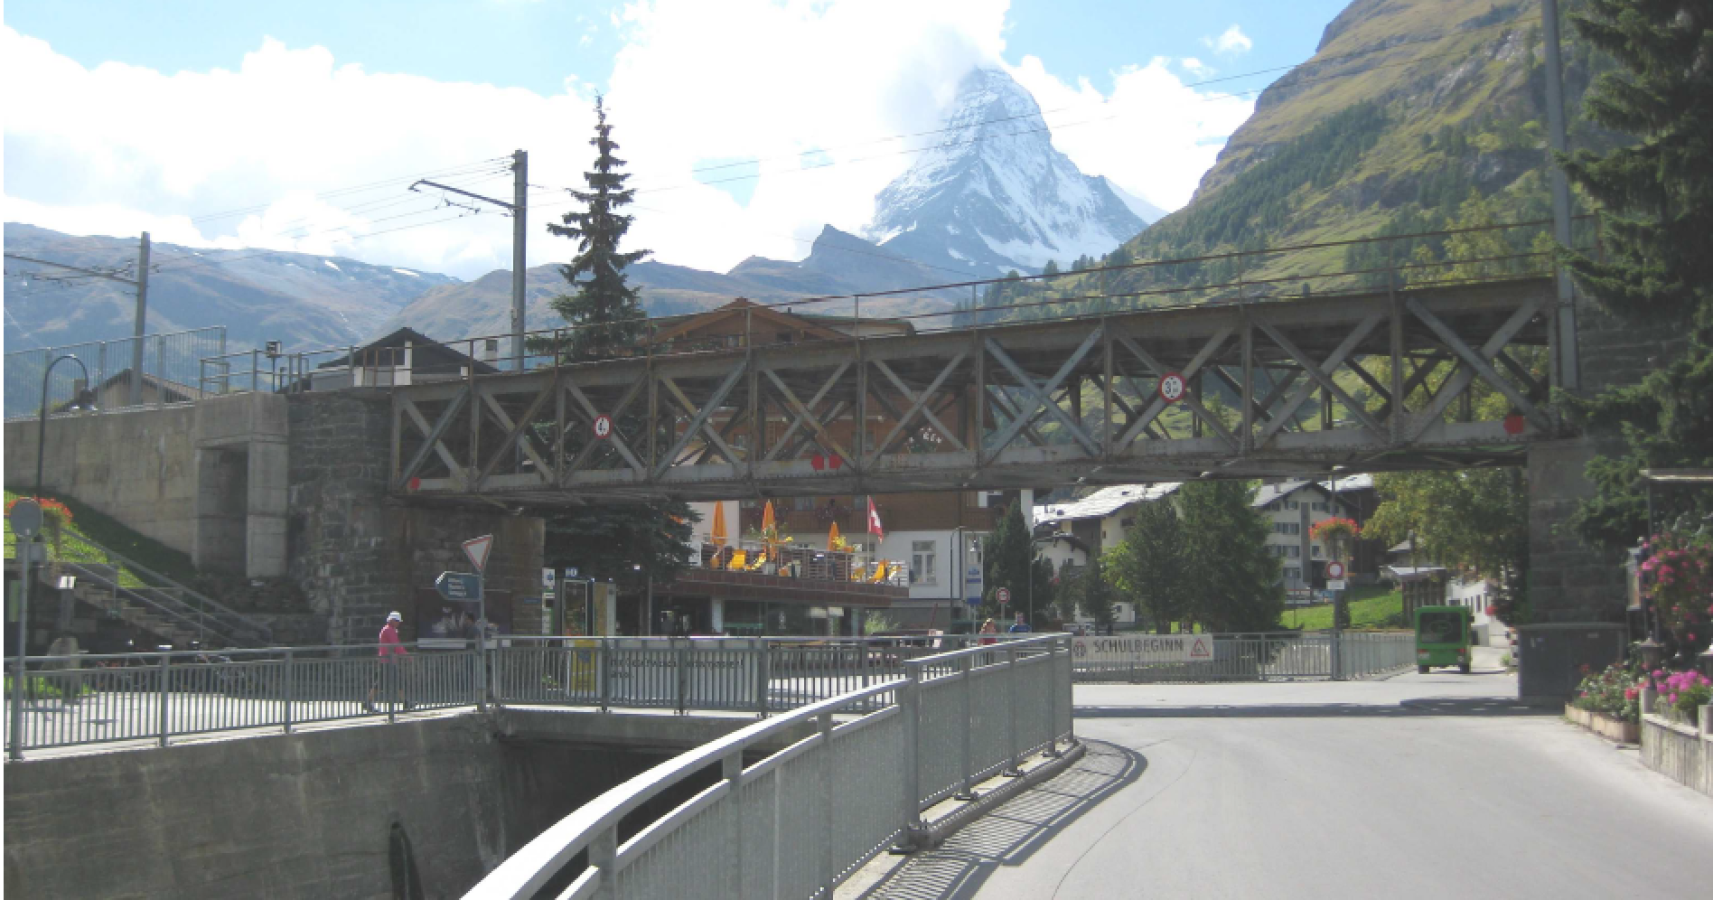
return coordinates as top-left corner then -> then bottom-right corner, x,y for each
1415,605 -> 1473,674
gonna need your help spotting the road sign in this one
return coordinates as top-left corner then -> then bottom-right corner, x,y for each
1325,561 -> 1346,580
1074,634 -> 1209,664
1158,372 -> 1187,404
995,587 -> 1011,606
565,567 -> 579,578
592,415 -> 613,439
463,534 -> 494,573
435,571 -> 483,601
1327,579 -> 1347,591
7,499 -> 41,538
965,565 -> 983,605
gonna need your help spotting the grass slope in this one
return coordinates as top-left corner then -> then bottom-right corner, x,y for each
1284,584 -> 1406,631
4,489 -> 200,587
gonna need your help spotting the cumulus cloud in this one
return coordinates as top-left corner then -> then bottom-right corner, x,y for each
4,2 -> 1255,279
1206,24 -> 1253,55
1007,55 -> 1254,212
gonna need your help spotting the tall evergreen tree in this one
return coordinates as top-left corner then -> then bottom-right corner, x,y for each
980,500 -> 1054,626
1560,1 -> 1713,551
1105,498 -> 1191,633
1177,480 -> 1283,632
539,97 -> 696,605
547,95 -> 649,360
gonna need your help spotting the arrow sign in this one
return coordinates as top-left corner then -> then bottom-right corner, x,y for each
436,571 -> 483,602
463,534 -> 494,573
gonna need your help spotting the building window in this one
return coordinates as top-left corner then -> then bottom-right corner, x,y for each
1287,501 -> 1299,510
911,541 -> 937,585
1285,567 -> 1301,580
1312,545 -> 1322,558
1312,502 -> 1327,512
1289,546 -> 1300,559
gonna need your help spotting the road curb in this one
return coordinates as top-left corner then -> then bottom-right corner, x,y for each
916,740 -> 1088,849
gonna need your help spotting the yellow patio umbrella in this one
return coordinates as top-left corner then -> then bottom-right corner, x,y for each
710,502 -> 727,547
828,520 -> 842,550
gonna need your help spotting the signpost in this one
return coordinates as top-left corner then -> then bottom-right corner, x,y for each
995,587 -> 1010,608
1325,561 -> 1346,580
8,499 -> 42,761
964,564 -> 983,606
459,534 -> 493,700
1158,372 -> 1187,404
435,572 -> 483,602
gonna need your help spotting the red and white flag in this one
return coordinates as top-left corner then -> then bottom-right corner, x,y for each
867,497 -> 885,541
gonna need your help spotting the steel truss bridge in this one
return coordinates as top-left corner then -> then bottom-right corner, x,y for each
388,273 -> 1561,506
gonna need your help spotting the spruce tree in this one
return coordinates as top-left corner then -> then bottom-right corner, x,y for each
980,500 -> 1054,626
547,95 -> 649,360
1560,1 -> 1713,551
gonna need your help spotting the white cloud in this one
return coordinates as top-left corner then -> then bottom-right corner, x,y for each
4,2 -> 1253,281
1007,55 -> 1254,212
1206,24 -> 1253,55
1180,57 -> 1214,78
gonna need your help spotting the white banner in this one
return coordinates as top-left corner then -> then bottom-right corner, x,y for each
1073,634 -> 1213,664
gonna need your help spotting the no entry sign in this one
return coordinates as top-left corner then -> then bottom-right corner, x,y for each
1325,561 -> 1346,580
1158,372 -> 1187,404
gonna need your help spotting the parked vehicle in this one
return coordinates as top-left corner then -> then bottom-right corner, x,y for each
1415,605 -> 1473,674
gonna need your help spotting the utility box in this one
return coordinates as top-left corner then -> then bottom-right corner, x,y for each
1517,623 -> 1629,702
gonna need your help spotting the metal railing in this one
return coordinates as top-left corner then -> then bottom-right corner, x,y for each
464,634 -> 1074,900
2,635 -> 1045,758
1071,631 -> 1414,683
2,643 -> 478,755
4,327 -> 226,420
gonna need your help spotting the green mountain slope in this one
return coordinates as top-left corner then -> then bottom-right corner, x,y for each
1111,0 -> 1624,295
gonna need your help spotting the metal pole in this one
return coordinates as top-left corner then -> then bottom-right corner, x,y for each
130,232 -> 150,407
9,537 -> 34,760
511,149 -> 528,371
282,649 -> 294,734
1541,0 -> 1579,392
477,570 -> 489,708
157,651 -> 170,747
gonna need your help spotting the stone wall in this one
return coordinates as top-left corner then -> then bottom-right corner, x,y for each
1640,710 -> 1713,799
1523,292 -> 1688,623
285,391 -> 544,644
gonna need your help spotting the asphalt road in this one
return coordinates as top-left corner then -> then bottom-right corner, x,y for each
851,657 -> 1713,900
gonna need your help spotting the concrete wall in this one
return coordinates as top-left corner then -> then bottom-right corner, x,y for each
1640,710 -> 1713,799
4,404 -> 200,554
2,714 -> 704,899
2,393 -> 289,578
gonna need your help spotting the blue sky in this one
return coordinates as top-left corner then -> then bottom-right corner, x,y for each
7,0 -> 1349,97
3,0 -> 1356,277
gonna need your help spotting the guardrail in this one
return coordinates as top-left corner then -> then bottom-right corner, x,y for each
464,634 -> 1074,900
2,635 -> 1043,759
1071,631 -> 1415,683
4,326 -> 227,420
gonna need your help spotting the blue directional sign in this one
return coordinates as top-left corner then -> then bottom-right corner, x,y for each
435,571 -> 483,602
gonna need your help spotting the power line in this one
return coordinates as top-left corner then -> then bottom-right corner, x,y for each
182,156 -> 511,225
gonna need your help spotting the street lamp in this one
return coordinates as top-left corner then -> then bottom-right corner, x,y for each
37,354 -> 98,494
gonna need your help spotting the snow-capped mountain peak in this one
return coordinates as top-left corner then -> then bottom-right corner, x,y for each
862,67 -> 1148,275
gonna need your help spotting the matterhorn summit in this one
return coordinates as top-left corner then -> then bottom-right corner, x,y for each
863,67 -> 1152,276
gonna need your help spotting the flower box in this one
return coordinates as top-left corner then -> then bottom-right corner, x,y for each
1565,703 -> 1640,743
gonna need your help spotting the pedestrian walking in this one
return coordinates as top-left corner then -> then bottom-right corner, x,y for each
364,611 -> 412,713
1007,612 -> 1031,634
978,618 -> 998,646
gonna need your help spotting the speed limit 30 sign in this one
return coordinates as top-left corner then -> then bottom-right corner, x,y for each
1158,372 -> 1187,404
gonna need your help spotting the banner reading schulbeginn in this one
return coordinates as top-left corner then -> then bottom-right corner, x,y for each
1072,634 -> 1212,664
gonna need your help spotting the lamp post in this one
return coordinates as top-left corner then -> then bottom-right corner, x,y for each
36,354 -> 97,494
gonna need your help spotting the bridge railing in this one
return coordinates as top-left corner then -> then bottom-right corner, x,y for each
1070,631 -> 1415,683
463,633 -> 1074,900
4,326 -> 226,420
2,635 -> 1043,759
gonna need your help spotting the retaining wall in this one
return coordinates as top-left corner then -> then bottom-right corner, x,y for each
1640,708 -> 1713,799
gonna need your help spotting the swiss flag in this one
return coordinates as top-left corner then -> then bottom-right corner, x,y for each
867,497 -> 885,541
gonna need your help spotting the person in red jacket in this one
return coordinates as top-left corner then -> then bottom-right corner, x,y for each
363,611 -> 412,712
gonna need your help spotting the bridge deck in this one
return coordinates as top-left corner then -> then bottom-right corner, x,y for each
390,277 -> 1558,505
